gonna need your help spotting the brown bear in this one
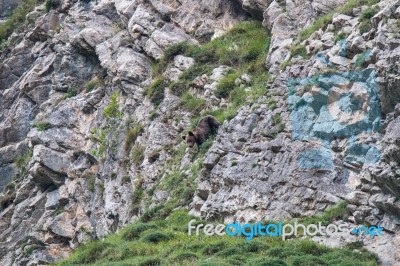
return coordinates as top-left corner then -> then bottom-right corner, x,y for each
182,115 -> 220,148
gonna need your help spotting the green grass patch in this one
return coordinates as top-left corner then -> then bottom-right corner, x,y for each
0,0 -> 38,44
85,77 -> 105,92
146,76 -> 166,106
148,21 -> 271,123
66,87 -> 77,98
57,208 -> 379,266
180,92 -> 207,115
33,122 -> 52,131
290,45 -> 307,58
131,145 -> 145,166
125,122 -> 144,151
298,0 -> 379,41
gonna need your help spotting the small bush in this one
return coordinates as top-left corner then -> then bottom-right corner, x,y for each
299,13 -> 333,41
215,72 -> 239,98
103,92 -> 122,119
33,122 -> 51,131
45,0 -> 59,12
290,45 -> 307,58
140,204 -> 173,222
0,0 -> 38,43
131,145 -> 145,165
180,64 -> 213,83
361,7 -> 379,20
121,175 -> 130,184
122,223 -> 158,241
180,91 -> 206,115
15,149 -> 33,169
359,20 -> 372,33
86,174 -> 96,192
169,81 -> 188,96
146,77 -> 166,106
334,31 -> 347,42
66,87 -> 77,98
141,231 -> 172,244
125,123 -> 144,151
85,77 -> 105,92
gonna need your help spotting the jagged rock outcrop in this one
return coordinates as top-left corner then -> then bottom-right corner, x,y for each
0,0 -> 400,265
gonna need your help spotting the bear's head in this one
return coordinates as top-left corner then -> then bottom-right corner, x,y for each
182,131 -> 197,148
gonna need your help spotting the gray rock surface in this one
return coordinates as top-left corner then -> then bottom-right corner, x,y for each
0,0 -> 400,265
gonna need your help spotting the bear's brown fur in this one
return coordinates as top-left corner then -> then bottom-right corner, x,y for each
182,115 -> 220,148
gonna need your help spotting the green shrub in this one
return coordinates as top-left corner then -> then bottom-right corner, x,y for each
180,91 -> 206,114
44,0 -> 59,12
298,201 -> 350,226
335,31 -> 348,42
359,20 -> 372,33
86,174 -> 96,192
299,0 -> 379,41
66,87 -> 77,98
299,13 -> 334,41
15,149 -> 33,169
121,223 -> 158,241
146,77 -> 166,106
268,99 -> 278,110
215,72 -> 239,98
121,175 -> 130,184
0,0 -> 38,43
169,80 -> 188,96
361,7 -> 379,20
103,92 -> 122,119
131,145 -> 145,165
291,45 -> 307,58
141,231 -> 172,243
33,122 -> 51,131
85,77 -> 105,92
140,204 -> 172,222
125,123 -> 143,151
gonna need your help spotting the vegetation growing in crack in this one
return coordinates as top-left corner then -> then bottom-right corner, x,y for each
0,0 -> 40,45
298,0 -> 379,41
85,77 -> 105,92
90,92 -> 123,160
146,21 -> 271,121
359,6 -> 379,33
33,122 -> 52,131
282,0 -> 379,71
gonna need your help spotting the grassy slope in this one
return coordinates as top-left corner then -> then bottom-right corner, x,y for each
58,207 -> 378,266
57,21 -> 380,266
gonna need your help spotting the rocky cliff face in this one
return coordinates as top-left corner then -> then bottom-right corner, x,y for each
0,0 -> 400,265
